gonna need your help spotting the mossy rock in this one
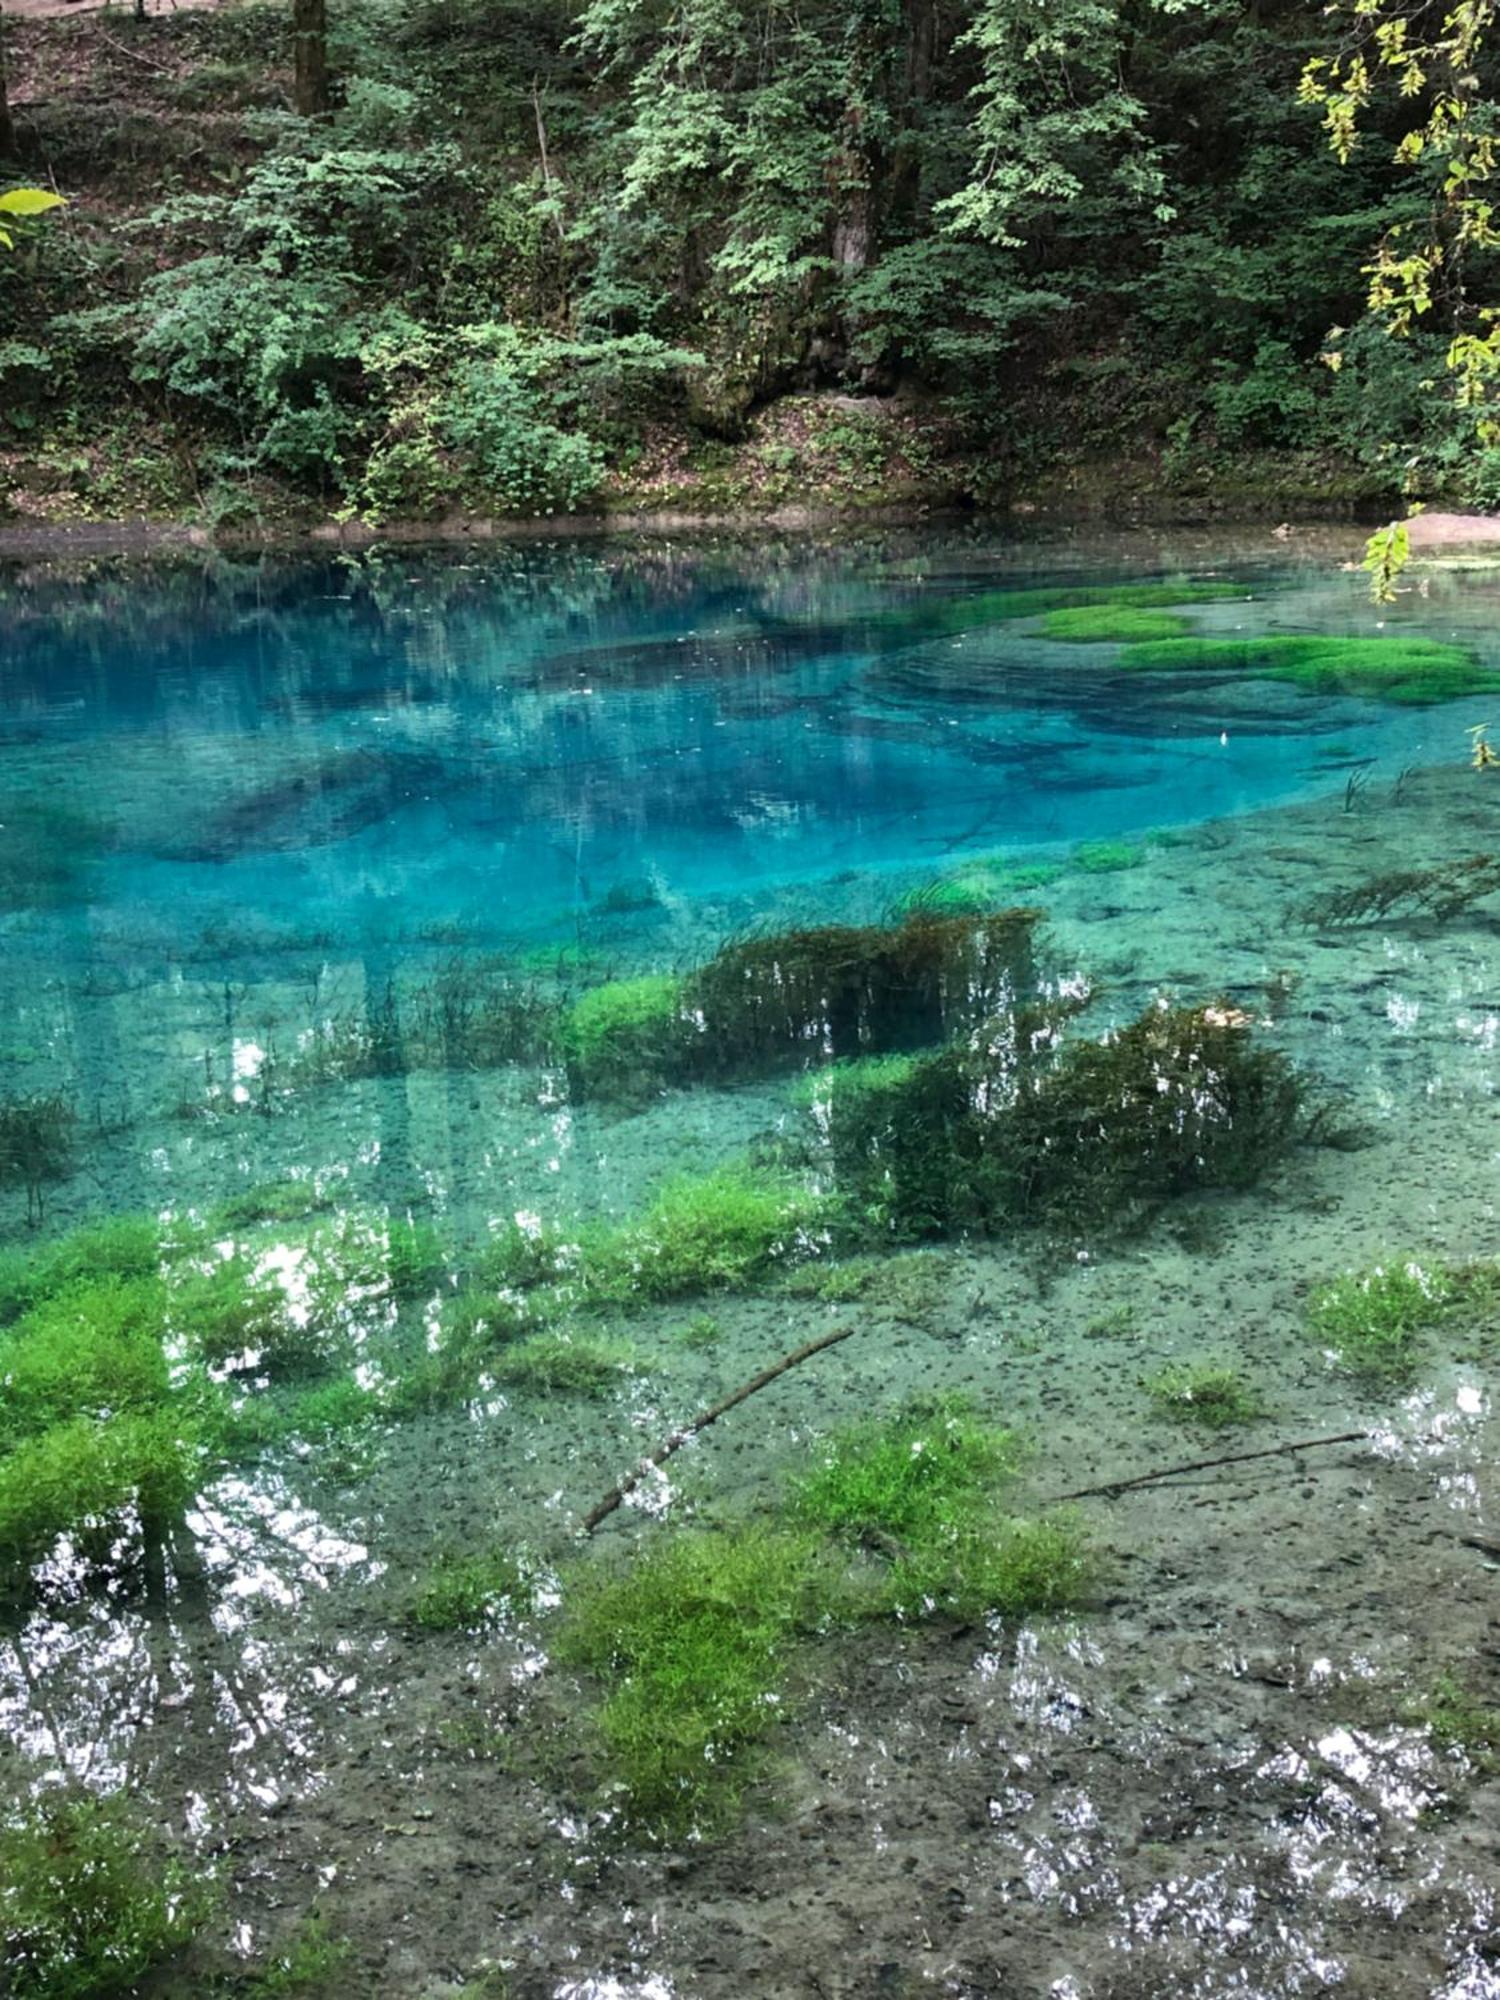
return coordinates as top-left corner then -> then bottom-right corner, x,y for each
1113,633 -> 1496,704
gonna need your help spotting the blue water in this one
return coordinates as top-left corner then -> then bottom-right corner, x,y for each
0,538 -> 1477,967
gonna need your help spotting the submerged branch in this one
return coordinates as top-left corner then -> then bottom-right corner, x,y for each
1047,1430 -> 1370,1504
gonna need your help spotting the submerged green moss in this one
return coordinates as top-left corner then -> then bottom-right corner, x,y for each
1114,633 -> 1494,704
0,1787 -> 208,1998
0,1215 -> 162,1327
884,579 -> 1249,638
1308,1259 -> 1455,1384
1145,1361 -> 1265,1430
556,1527 -> 825,1838
1040,605 -> 1191,641
581,1166 -> 819,1305
559,973 -> 689,1101
406,1549 -> 535,1631
0,1411 -> 201,1572
493,1330 -> 637,1396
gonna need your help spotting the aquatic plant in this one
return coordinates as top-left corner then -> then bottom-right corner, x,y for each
1040,606 -> 1190,641
791,1051 -> 922,1111
244,1912 -> 352,1996
0,1215 -> 162,1326
559,973 -> 688,1101
493,1330 -> 637,1396
1144,1361 -> 1264,1429
1308,1258 -> 1454,1384
1298,854 -> 1500,928
1072,840 -> 1145,873
1400,1671 -> 1500,1772
0,1411 -> 201,1574
0,1277 -> 171,1450
472,1216 -> 575,1293
207,1179 -> 332,1231
555,1526 -> 825,1837
892,873 -> 1001,919
0,1091 -> 75,1223
821,1000 -> 1301,1241
677,1312 -> 722,1348
688,906 -> 1042,1076
1114,633 -> 1494,705
790,1396 -> 1090,1621
580,1166 -> 818,1305
406,1549 -> 534,1631
0,1787 -> 207,1997
0,798 -> 108,913
884,579 -> 1249,639
171,1251 -> 310,1377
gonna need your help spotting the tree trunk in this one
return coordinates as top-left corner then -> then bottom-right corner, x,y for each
0,7 -> 17,161
292,0 -> 329,117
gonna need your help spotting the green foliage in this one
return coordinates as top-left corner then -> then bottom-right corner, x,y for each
559,974 -> 687,1101
1401,1671 -> 1500,1772
406,1549 -> 534,1631
0,1788 -> 206,1998
0,1278 -> 171,1450
1040,606 -> 1189,641
581,1167 -> 816,1305
243,1913 -> 351,1996
493,1330 -> 637,1396
1308,1259 -> 1454,1384
0,1216 -> 161,1327
1145,1361 -> 1264,1430
555,1526 -> 825,1837
0,1412 -> 201,1573
1113,634 -> 1495,705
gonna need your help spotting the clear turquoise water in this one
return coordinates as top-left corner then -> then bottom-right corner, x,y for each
4,531 -> 1500,1999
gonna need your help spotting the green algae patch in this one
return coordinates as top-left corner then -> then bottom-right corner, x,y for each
0,1787 -> 209,1998
555,1526 -> 826,1839
493,1330 -> 638,1396
1072,839 -> 1145,873
0,1411 -> 202,1574
880,578 -> 1249,639
1040,605 -> 1190,641
1113,633 -> 1493,704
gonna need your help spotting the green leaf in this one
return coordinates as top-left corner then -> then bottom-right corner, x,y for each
0,189 -> 66,219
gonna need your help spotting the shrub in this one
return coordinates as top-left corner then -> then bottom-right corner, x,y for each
559,974 -> 687,1102
0,1278 -> 170,1450
0,1789 -> 207,1997
493,1331 -> 636,1397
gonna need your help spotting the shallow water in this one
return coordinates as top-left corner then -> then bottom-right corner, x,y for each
2,524 -> 1500,1999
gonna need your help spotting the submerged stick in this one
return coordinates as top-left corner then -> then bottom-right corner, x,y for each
1047,1430 -> 1370,1505
581,1322 -> 862,1534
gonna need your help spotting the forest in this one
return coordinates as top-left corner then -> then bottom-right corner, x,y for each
0,0 -> 1495,531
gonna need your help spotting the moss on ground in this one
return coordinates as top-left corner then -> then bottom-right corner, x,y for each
1040,605 -> 1191,641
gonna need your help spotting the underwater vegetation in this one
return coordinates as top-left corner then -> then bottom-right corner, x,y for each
554,1394 -> 1089,1837
0,1205 -> 446,1593
561,907 -> 1044,1104
1307,1258 -> 1458,1385
817,1000 -> 1301,1242
1039,606 -> 1191,642
0,798 -> 108,913
1072,840 -> 1145,873
0,1786 -> 208,1997
493,1330 -> 638,1397
1298,854 -> 1500,928
877,579 -> 1249,640
0,1091 -> 75,1224
579,1167 -> 819,1307
293,959 -> 558,1088
1112,634 -> 1493,705
1144,1361 -> 1265,1430
406,1549 -> 535,1632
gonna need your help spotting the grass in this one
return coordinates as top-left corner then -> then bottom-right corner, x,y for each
1113,633 -> 1495,705
559,973 -> 687,1099
406,1549 -> 534,1632
1308,1258 -> 1455,1384
1145,1361 -> 1265,1430
555,1526 -> 826,1837
0,1276 -> 171,1450
0,1788 -> 208,1997
493,1330 -> 637,1396
0,1412 -> 201,1572
0,1215 -> 161,1327
1040,605 -> 1190,641
789,1395 -> 1091,1620
581,1166 -> 818,1306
